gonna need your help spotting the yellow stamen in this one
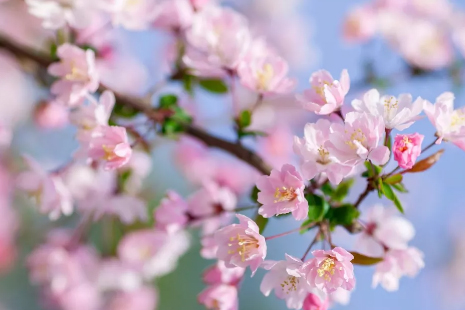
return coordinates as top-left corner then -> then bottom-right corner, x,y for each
280,275 -> 300,294
228,234 -> 259,262
345,128 -> 367,150
256,63 -> 274,91
312,80 -> 332,103
317,257 -> 336,282
274,187 -> 297,203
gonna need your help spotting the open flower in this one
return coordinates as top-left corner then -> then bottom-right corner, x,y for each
294,119 -> 353,185
237,52 -> 296,95
352,89 -> 424,131
203,261 -> 245,286
214,214 -> 266,275
26,0 -> 94,29
16,156 -> 73,220
260,254 -> 311,309
303,247 -> 355,295
393,133 -> 424,169
373,247 -> 424,291
328,112 -> 389,166
86,126 -> 132,170
198,284 -> 238,310
424,92 -> 465,150
69,90 -> 115,131
256,164 -> 308,220
298,69 -> 350,115
48,44 -> 99,106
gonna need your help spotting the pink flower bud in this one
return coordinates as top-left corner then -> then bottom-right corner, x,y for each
303,293 -> 329,310
393,133 -> 424,169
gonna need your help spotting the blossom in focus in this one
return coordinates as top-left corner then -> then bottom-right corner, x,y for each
256,164 -> 308,220
260,254 -> 311,309
117,229 -> 190,279
329,112 -> 389,166
214,214 -> 266,275
303,247 -> 355,295
303,293 -> 329,310
107,286 -> 158,310
26,0 -> 94,29
372,247 -> 424,291
34,101 -> 69,129
342,5 -> 377,42
357,205 -> 415,257
183,6 -> 250,77
424,92 -> 465,149
16,156 -> 73,220
198,284 -> 238,310
203,261 -> 245,286
154,190 -> 188,234
297,69 -> 350,115
85,126 -> 132,170
187,181 -> 237,235
48,44 -> 99,107
393,133 -> 424,169
351,89 -> 424,131
69,90 -> 115,131
237,51 -> 296,95
294,119 -> 353,185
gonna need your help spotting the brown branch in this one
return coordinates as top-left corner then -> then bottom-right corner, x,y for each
0,33 -> 272,175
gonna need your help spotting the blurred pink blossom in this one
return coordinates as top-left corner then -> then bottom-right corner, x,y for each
203,261 -> 245,286
34,102 -> 69,130
69,90 -> 115,131
198,284 -> 238,310
343,5 -> 377,42
151,0 -> 193,30
154,190 -> 189,234
108,286 -> 158,310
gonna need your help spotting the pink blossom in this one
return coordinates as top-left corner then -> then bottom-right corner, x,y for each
187,181 -> 237,235
86,125 -> 132,170
183,6 -> 250,77
105,0 -> 158,30
237,52 -> 296,95
260,254 -> 311,309
26,0 -> 95,29
294,119 -> 353,185
97,259 -> 142,292
56,283 -> 101,310
198,284 -> 238,310
298,69 -> 350,115
357,205 -> 415,257
108,286 -> 158,310
93,194 -> 147,224
373,247 -> 424,291
189,0 -> 211,9
69,90 -> 115,131
303,247 -> 355,295
152,0 -> 193,30
424,92 -> 465,149
303,293 -> 329,310
48,44 -> 99,107
122,150 -> 152,195
201,235 -> 218,259
203,261 -> 245,286
352,89 -> 424,131
214,214 -> 267,275
256,164 -> 308,220
154,190 -> 188,234
393,133 -> 424,169
16,156 -> 73,220
0,124 -> 12,148
257,123 -> 295,169
34,102 -> 69,129
117,229 -> 190,279
343,6 -> 377,43
328,112 -> 389,166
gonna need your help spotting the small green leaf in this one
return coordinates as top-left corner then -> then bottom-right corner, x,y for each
321,183 -> 334,197
254,214 -> 269,234
237,110 -> 252,129
350,252 -> 384,265
381,182 -> 395,200
393,195 -> 404,214
250,186 -> 259,203
159,94 -> 178,109
392,182 -> 408,193
199,79 -> 228,94
306,194 -> 330,222
326,204 -> 360,227
117,170 -> 132,190
182,74 -> 196,95
384,174 -> 403,185
238,130 -> 268,138
112,103 -> 139,118
333,179 -> 354,202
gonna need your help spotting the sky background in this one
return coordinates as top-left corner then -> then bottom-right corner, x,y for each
2,0 -> 465,310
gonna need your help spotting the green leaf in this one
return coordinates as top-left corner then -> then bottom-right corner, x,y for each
254,214 -> 269,234
364,161 -> 381,177
384,174 -> 403,185
182,74 -> 196,95
306,194 -> 330,222
381,182 -> 404,213
321,183 -> 334,196
159,94 -> 178,109
199,79 -> 228,94
112,103 -> 139,118
393,195 -> 404,214
392,182 -> 408,193
250,186 -> 259,203
238,130 -> 268,138
117,169 -> 132,190
326,204 -> 360,227
237,110 -> 252,129
333,179 -> 354,202
350,252 -> 384,265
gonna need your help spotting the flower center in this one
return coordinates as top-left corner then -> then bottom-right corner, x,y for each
398,136 -> 412,152
228,233 -> 259,262
102,145 -> 117,161
345,128 -> 367,150
281,275 -> 300,294
274,187 -> 297,203
317,146 -> 331,165
383,96 -> 398,111
317,258 -> 336,282
450,110 -> 465,130
312,80 -> 332,103
65,63 -> 88,82
256,63 -> 274,91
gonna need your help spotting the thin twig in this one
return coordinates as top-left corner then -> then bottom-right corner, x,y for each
265,222 -> 316,241
301,226 -> 322,261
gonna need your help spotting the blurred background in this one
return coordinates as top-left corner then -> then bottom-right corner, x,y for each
1,0 -> 465,309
